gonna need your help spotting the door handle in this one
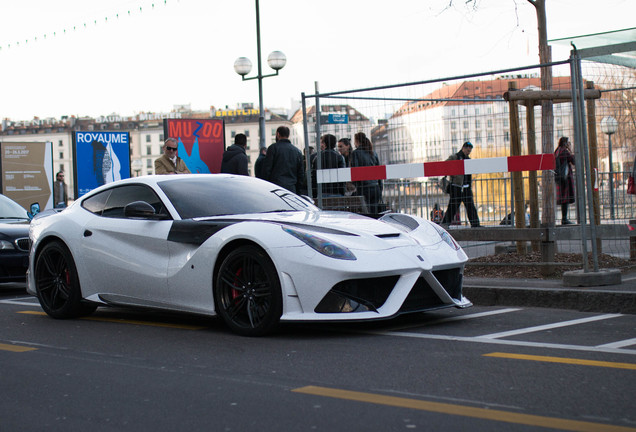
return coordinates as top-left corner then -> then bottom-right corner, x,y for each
83,230 -> 92,237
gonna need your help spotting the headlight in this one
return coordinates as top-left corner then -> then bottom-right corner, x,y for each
0,240 -> 16,250
282,226 -> 356,260
432,224 -> 461,250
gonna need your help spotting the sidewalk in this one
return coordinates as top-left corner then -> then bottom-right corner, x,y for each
463,270 -> 636,314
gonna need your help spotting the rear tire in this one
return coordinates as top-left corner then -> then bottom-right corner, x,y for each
215,245 -> 282,336
34,241 -> 96,318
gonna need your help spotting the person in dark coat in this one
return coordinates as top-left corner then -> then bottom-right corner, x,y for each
350,132 -> 382,213
261,126 -> 305,194
311,134 -> 345,197
220,133 -> 249,176
440,141 -> 480,227
555,136 -> 575,224
254,147 -> 267,179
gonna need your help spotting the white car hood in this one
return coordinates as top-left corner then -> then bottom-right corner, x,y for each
197,211 -> 444,250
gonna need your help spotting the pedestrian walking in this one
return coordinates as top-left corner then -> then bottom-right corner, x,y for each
441,141 -> 480,227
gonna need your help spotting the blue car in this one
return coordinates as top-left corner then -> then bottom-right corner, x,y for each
0,194 -> 32,283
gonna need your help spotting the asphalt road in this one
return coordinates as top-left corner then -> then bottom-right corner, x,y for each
1,287 -> 635,432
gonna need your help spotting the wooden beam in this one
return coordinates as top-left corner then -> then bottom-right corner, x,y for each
503,89 -> 601,101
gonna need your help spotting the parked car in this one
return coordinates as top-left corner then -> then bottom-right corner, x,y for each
28,174 -> 471,335
0,194 -> 33,282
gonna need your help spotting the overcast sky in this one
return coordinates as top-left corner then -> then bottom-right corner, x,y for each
0,0 -> 633,120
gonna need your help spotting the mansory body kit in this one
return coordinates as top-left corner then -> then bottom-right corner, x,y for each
28,174 -> 471,335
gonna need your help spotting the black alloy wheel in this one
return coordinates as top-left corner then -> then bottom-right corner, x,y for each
215,245 -> 282,336
34,241 -> 96,318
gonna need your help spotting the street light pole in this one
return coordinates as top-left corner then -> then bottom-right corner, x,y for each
601,116 -> 618,220
234,0 -> 286,150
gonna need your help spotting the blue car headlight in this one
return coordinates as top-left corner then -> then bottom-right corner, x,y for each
282,226 -> 356,260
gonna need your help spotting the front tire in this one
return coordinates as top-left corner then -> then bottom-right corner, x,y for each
34,241 -> 96,318
215,245 -> 282,336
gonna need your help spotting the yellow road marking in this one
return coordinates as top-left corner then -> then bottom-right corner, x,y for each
17,311 -> 207,330
293,386 -> 636,432
484,352 -> 636,370
0,343 -> 37,352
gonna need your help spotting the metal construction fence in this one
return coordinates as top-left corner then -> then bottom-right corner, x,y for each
300,49 -> 636,266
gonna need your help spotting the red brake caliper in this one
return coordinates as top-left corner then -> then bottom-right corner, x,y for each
232,268 -> 242,300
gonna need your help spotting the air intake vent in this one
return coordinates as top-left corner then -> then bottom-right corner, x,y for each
376,233 -> 400,239
16,238 -> 30,252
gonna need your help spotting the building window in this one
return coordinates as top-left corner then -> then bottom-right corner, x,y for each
231,130 -> 236,138
244,130 -> 250,137
145,134 -> 151,143
451,121 -> 456,130
487,131 -> 494,142
487,119 -> 493,128
58,140 -> 63,147
146,145 -> 152,155
475,120 -> 480,128
504,131 -> 510,142
463,121 -> 469,129
159,134 -> 164,141
146,159 -> 152,169
59,164 -> 64,172
503,119 -> 509,127
59,152 -> 64,159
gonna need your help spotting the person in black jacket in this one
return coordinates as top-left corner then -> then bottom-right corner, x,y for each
351,132 -> 382,213
261,126 -> 305,194
254,147 -> 268,179
220,133 -> 249,176
441,141 -> 480,227
311,134 -> 345,197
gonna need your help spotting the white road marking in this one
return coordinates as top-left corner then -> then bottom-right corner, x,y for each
0,299 -> 40,306
477,314 -> 623,339
385,308 -> 521,331
367,330 -> 636,355
596,338 -> 636,349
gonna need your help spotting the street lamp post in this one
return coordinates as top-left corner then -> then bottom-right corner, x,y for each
234,0 -> 286,150
600,116 -> 618,219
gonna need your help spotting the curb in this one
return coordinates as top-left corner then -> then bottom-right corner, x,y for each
463,285 -> 636,314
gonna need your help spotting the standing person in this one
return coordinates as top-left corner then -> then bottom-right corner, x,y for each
441,141 -> 481,227
350,132 -> 382,213
337,138 -> 353,167
254,147 -> 268,179
220,133 -> 249,175
155,138 -> 191,175
261,126 -> 305,194
337,137 -> 356,195
311,134 -> 345,197
53,171 -> 68,208
555,136 -> 575,224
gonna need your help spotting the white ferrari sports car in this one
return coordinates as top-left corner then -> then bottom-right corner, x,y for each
28,174 -> 471,335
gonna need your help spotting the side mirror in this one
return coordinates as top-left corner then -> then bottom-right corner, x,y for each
124,201 -> 169,220
28,203 -> 41,220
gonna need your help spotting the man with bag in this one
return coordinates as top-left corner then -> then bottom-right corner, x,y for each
440,142 -> 480,228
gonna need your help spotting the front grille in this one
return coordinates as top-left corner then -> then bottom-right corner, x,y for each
432,268 -> 463,300
399,268 -> 464,313
315,276 -> 399,313
15,238 -> 30,252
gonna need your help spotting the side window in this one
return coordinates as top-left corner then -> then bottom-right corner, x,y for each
100,185 -> 168,219
82,190 -> 111,216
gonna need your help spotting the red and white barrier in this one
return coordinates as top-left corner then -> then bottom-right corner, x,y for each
317,153 -> 555,184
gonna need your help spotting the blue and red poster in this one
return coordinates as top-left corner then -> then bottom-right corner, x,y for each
163,119 -> 225,173
73,131 -> 131,198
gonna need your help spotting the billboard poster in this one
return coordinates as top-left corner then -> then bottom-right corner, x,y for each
0,141 -> 53,210
163,118 -> 225,173
73,131 -> 131,198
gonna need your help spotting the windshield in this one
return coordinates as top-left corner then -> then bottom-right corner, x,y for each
158,176 -> 319,219
0,194 -> 29,219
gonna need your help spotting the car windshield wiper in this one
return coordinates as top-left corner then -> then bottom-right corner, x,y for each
0,216 -> 29,220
